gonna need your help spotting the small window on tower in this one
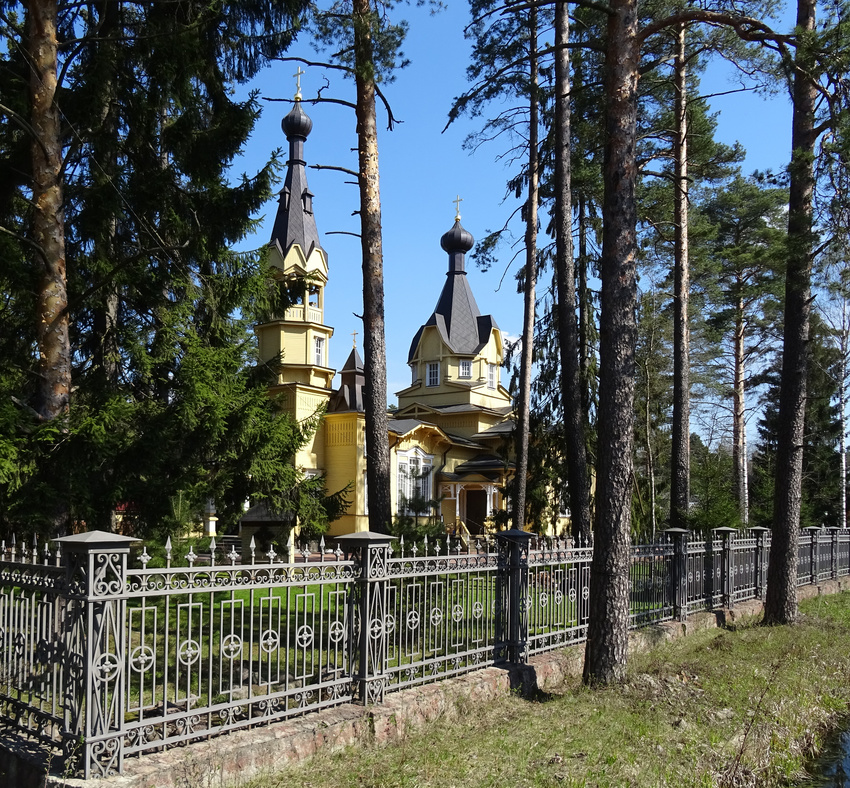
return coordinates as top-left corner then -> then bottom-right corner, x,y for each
314,336 -> 325,366
459,360 -> 472,379
427,362 -> 440,387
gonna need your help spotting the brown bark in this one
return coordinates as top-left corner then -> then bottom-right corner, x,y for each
578,195 -> 592,423
764,0 -> 817,625
583,0 -> 639,685
732,295 -> 748,524
353,0 -> 391,534
28,0 -> 70,534
92,18 -> 121,391
29,0 -> 69,423
512,4 -> 539,532
670,23 -> 690,530
553,0 -> 592,543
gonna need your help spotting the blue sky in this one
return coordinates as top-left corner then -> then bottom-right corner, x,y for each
236,2 -> 794,405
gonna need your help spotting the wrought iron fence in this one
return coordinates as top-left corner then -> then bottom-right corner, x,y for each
0,525 -> 849,779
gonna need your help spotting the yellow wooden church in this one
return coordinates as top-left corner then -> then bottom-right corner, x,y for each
254,97 -> 515,537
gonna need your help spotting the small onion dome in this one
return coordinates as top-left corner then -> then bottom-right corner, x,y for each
281,100 -> 313,139
440,219 -> 474,255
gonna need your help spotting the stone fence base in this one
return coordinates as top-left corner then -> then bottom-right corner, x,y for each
6,578 -> 847,788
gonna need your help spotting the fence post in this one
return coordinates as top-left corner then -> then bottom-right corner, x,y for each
713,527 -> 736,608
336,531 -> 396,705
749,526 -> 770,600
495,529 -> 533,664
804,526 -> 820,585
830,527 -> 839,579
664,528 -> 689,621
55,530 -> 138,779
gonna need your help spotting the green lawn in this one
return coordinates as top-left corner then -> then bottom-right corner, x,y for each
244,592 -> 850,788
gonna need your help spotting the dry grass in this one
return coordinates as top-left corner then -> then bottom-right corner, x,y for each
245,593 -> 850,788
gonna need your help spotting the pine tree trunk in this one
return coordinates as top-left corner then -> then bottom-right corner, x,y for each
583,0 -> 639,685
578,195 -> 592,424
764,0 -> 817,624
512,5 -> 539,532
670,23 -> 690,530
840,311 -> 848,530
354,0 -> 391,534
732,296 -> 748,524
93,14 -> 121,393
553,0 -> 592,543
29,0 -> 70,533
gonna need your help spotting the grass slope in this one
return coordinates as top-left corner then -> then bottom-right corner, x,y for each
247,593 -> 850,788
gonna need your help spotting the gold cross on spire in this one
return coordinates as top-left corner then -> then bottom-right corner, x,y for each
453,195 -> 463,221
352,330 -> 358,349
293,66 -> 305,100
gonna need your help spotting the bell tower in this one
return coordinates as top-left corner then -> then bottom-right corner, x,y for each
255,87 -> 334,468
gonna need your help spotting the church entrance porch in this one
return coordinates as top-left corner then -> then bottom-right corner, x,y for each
439,480 -> 501,537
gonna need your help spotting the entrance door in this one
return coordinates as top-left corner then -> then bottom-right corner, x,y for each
464,489 -> 488,534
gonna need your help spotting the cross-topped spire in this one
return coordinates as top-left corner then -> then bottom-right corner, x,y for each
453,195 -> 463,221
352,330 -> 358,349
293,66 -> 305,100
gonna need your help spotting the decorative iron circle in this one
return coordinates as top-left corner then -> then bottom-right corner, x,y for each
260,630 -> 280,653
472,602 -> 484,619
688,571 -> 693,583
177,639 -> 201,666
13,632 -> 24,657
221,634 -> 243,660
407,611 -> 420,630
296,625 -> 314,649
35,638 -> 50,664
430,608 -> 444,627
385,614 -> 396,635
452,604 -> 463,622
329,621 -> 346,643
569,588 -> 577,602
369,618 -> 384,640
539,592 -> 549,609
554,590 -> 563,605
525,595 -> 533,611
94,652 -> 121,682
130,645 -> 155,672
581,586 -> 589,601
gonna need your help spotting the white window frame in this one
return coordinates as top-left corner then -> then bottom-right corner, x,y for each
314,336 -> 325,366
459,359 -> 472,379
426,361 -> 440,387
397,449 -> 433,515
487,363 -> 497,390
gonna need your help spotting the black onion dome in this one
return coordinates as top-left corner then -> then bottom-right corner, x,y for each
282,101 -> 313,139
440,219 -> 474,254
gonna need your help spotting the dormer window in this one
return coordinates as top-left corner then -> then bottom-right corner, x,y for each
427,362 -> 440,387
459,360 -> 472,379
282,187 -> 291,211
302,189 -> 314,214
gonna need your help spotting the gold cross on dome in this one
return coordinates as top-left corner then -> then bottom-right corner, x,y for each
352,330 -> 358,349
453,195 -> 463,221
293,66 -> 305,100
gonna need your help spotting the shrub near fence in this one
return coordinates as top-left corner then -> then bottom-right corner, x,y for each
0,526 -> 848,779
